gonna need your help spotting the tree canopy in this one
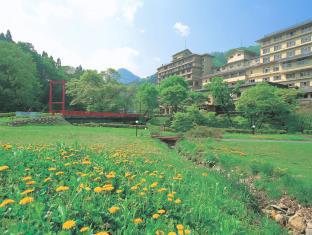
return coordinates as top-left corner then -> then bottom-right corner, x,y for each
236,83 -> 298,128
159,76 -> 189,112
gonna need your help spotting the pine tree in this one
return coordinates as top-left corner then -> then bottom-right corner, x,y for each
5,30 -> 13,42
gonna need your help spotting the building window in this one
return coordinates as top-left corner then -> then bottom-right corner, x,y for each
273,65 -> 279,71
263,67 -> 270,73
237,53 -> 241,56
273,75 -> 281,81
301,35 -> 311,43
287,40 -> 296,47
274,44 -> 281,51
300,71 -> 311,77
286,73 -> 295,79
301,26 -> 311,33
287,49 -> 295,58
263,56 -> 270,63
249,79 -> 255,83
300,81 -> 310,87
283,62 -> 292,68
262,48 -> 270,54
297,59 -> 306,65
288,83 -> 295,87
301,46 -> 311,55
274,53 -> 282,61
263,77 -> 270,82
288,31 -> 295,37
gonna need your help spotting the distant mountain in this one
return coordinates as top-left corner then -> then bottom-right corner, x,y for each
211,45 -> 260,67
142,74 -> 157,84
117,68 -> 141,84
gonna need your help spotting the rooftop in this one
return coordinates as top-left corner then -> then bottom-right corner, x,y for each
257,18 -> 312,42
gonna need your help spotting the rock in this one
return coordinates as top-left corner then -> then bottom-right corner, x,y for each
271,204 -> 287,214
278,203 -> 288,210
286,208 -> 296,216
307,222 -> 312,229
273,213 -> 286,226
306,228 -> 312,235
288,215 -> 306,233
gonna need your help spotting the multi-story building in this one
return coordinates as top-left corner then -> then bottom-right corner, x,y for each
157,49 -> 213,90
202,19 -> 312,105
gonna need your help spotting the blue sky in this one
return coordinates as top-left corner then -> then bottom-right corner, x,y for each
0,0 -> 311,77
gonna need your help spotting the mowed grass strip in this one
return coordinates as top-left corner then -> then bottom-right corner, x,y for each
176,138 -> 312,205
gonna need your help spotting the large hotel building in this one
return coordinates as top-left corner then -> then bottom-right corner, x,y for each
157,19 -> 312,105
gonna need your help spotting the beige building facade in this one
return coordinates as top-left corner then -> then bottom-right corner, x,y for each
202,19 -> 312,105
157,49 -> 213,90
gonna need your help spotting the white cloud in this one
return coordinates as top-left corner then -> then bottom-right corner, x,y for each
173,22 -> 190,37
83,47 -> 140,74
122,0 -> 143,23
0,0 -> 145,75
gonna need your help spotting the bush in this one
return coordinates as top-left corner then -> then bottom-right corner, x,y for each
233,116 -> 249,129
203,152 -> 219,167
147,117 -> 170,126
249,161 -> 275,177
171,112 -> 194,132
0,112 -> 15,117
185,126 -> 223,139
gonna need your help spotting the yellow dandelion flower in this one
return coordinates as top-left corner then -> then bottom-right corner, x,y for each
94,187 -> 103,193
175,199 -> 182,204
56,186 -> 69,192
156,230 -> 165,235
177,230 -> 184,235
105,171 -> 116,179
158,209 -> 166,214
168,197 -> 173,202
62,220 -> 76,230
133,218 -> 143,224
44,177 -> 52,182
108,206 -> 120,214
152,213 -> 160,219
19,197 -> 34,205
185,230 -> 191,235
80,226 -> 89,232
56,171 -> 64,175
202,173 -> 208,177
125,172 -> 131,177
26,180 -> 36,185
176,224 -> 184,230
64,163 -> 71,167
150,182 -> 158,188
168,232 -> 177,235
0,199 -> 15,207
131,185 -> 138,191
94,232 -> 109,235
116,189 -> 123,194
143,187 -> 148,191
82,160 -> 91,165
21,189 -> 35,195
0,165 -> 9,171
48,167 -> 56,171
22,176 -> 32,181
102,184 -> 114,191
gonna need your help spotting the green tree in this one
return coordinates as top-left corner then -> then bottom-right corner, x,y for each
206,77 -> 238,125
236,83 -> 297,130
66,69 -> 133,112
5,30 -> 13,42
287,111 -> 312,133
159,76 -> 189,113
185,91 -> 207,107
136,82 -> 158,115
0,40 -> 40,111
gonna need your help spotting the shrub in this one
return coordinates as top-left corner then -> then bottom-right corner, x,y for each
171,112 -> 194,132
203,152 -> 219,167
233,116 -> 249,129
185,126 -> 223,139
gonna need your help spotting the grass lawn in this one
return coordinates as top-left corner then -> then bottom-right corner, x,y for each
176,137 -> 312,205
223,132 -> 312,141
0,125 -> 284,234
